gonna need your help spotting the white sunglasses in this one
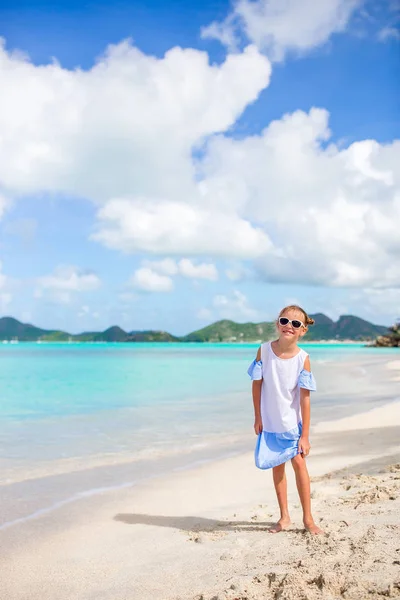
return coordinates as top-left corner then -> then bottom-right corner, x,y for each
278,317 -> 305,329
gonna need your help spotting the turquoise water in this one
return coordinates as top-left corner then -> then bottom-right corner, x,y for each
1,342 -> 395,421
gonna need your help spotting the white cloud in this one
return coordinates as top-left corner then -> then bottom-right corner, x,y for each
213,290 -> 259,320
0,40 -> 270,201
0,193 -> 10,219
143,258 -> 179,276
78,305 -> 101,319
130,267 -> 173,292
78,305 -> 90,317
130,258 -> 218,292
178,258 -> 218,281
225,263 -> 253,281
200,108 -> 400,288
351,288 -> 400,323
0,38 -> 271,264
142,257 -> 219,281
377,26 -> 400,41
202,0 -> 362,61
93,199 -> 272,258
35,265 -> 101,303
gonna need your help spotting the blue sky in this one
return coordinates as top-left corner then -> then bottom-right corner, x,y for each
0,0 -> 399,335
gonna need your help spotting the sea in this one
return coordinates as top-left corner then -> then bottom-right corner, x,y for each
0,342 -> 398,529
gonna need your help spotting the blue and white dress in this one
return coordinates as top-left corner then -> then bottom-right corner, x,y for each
248,341 -> 316,469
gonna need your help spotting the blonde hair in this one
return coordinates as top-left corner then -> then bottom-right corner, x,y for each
278,305 -> 315,327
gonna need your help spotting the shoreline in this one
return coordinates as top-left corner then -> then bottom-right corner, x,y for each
2,411 -> 399,534
1,354 -> 399,526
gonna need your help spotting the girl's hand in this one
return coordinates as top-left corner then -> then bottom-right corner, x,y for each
298,436 -> 311,457
254,418 -> 263,435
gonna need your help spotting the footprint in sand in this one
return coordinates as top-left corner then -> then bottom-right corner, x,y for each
186,528 -> 227,543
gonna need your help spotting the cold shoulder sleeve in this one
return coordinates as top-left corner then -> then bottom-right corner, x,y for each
298,369 -> 317,391
247,359 -> 263,380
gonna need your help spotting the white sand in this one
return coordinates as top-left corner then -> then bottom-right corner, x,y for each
386,360 -> 400,371
386,360 -> 400,382
1,357 -> 400,600
314,400 -> 400,432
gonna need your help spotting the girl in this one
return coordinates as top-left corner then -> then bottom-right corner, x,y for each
248,305 -> 323,535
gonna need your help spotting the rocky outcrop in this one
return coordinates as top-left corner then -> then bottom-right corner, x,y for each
373,322 -> 400,347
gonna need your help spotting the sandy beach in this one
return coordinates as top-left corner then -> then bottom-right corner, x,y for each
1,356 -> 400,600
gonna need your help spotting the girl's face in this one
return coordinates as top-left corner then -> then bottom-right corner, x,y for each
276,309 -> 307,342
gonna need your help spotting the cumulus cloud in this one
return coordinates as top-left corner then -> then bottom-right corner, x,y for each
35,265 -> 101,303
213,290 -> 260,320
0,192 -> 10,219
0,40 -> 271,201
225,263 -> 253,281
92,199 -> 271,258
202,0 -> 362,61
130,258 -> 218,292
178,259 -> 218,281
351,288 -> 400,322
130,268 -> 174,292
0,38 -> 273,259
144,258 -> 218,280
142,258 -> 179,277
199,108 -> 400,288
78,305 -> 101,319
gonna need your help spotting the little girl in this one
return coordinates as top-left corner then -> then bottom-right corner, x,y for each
248,305 -> 323,535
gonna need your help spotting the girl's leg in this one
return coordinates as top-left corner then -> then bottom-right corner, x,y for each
269,462 -> 291,533
290,454 -> 323,534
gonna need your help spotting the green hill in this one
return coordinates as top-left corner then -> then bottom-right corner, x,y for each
41,331 -> 72,341
306,314 -> 388,341
0,314 -> 389,343
93,326 -> 128,342
181,319 -> 275,342
0,316 -> 62,341
127,330 -> 179,342
306,313 -> 335,341
181,314 -> 388,343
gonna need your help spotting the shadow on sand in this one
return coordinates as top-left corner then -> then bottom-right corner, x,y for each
113,513 -> 302,532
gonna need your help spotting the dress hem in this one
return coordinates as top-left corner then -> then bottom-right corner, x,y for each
255,447 -> 299,470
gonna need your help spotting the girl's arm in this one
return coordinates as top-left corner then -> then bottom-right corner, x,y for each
299,356 -> 311,456
252,347 -> 263,434
300,388 -> 311,438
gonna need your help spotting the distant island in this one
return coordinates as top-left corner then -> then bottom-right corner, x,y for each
0,314 -> 390,343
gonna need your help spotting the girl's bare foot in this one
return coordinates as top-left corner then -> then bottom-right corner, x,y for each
269,517 -> 291,533
304,520 -> 324,535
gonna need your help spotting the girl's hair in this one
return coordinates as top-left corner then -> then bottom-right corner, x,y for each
278,305 -> 315,327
